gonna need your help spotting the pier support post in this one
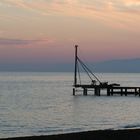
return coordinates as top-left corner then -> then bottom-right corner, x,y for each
73,88 -> 75,96
83,88 -> 87,96
95,88 -> 100,96
111,88 -> 113,96
120,88 -> 124,96
135,88 -> 137,96
107,88 -> 110,96
124,88 -> 127,96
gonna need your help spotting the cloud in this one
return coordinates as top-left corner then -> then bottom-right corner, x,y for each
1,0 -> 140,18
123,0 -> 140,6
0,38 -> 50,46
1,0 -> 140,15
1,0 -> 32,10
0,0 -> 62,15
0,38 -> 32,45
1,0 -> 140,32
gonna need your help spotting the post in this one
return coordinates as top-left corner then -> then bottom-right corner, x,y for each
95,88 -> 100,96
124,88 -> 127,96
135,88 -> 137,96
73,88 -> 75,96
107,88 -> 110,96
74,45 -> 78,86
83,88 -> 87,96
111,88 -> 113,96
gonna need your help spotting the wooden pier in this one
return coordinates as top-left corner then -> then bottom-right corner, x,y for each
73,84 -> 140,96
73,45 -> 140,97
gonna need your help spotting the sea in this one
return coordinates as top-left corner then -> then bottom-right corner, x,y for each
1,72 -> 140,138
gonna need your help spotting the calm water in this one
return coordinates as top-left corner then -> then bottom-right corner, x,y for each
1,72 -> 140,138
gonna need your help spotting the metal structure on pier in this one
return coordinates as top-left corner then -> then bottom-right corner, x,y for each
73,45 -> 140,96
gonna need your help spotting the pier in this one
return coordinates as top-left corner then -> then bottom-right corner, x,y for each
73,45 -> 140,97
73,84 -> 140,96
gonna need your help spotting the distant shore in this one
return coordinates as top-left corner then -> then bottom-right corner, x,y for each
1,129 -> 140,140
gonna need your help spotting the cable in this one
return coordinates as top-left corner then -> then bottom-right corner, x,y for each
77,57 -> 93,81
77,57 -> 101,84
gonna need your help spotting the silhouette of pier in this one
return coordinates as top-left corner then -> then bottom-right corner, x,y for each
73,45 -> 140,96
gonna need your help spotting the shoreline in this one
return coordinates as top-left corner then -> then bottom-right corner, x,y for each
1,129 -> 140,140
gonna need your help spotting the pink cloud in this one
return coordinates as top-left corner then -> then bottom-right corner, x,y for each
123,0 -> 140,6
0,38 -> 54,47
1,0 -> 140,32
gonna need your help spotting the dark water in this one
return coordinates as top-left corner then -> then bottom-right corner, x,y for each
0,72 -> 140,138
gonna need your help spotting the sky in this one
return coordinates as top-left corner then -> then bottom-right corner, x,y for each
0,0 -> 140,71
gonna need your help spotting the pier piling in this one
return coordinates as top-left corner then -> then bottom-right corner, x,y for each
83,88 -> 87,96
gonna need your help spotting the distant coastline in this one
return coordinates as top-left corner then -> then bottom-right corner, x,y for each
0,58 -> 140,73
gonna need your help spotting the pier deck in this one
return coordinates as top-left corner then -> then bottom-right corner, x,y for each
73,85 -> 140,96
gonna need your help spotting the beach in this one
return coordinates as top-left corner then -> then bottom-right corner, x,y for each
1,129 -> 140,140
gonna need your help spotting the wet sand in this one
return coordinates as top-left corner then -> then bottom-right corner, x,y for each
1,129 -> 140,140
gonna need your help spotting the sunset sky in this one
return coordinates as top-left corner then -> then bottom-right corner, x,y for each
0,0 -> 140,71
